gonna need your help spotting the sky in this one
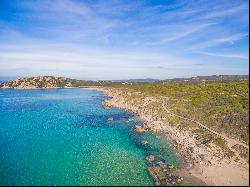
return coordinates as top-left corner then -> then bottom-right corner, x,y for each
0,0 -> 249,80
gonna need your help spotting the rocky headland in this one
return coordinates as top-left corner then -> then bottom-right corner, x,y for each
0,76 -> 88,89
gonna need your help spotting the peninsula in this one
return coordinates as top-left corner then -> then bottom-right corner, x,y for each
0,76 -> 89,89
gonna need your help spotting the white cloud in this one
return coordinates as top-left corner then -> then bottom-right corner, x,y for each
0,0 -> 248,79
161,23 -> 215,43
189,33 -> 248,50
194,51 -> 249,60
197,4 -> 247,20
19,0 -> 92,16
0,41 -> 202,79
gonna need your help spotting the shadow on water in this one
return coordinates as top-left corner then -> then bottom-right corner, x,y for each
68,108 -> 136,130
78,112 -> 133,121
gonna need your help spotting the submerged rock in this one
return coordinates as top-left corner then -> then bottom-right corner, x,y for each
107,117 -> 113,121
141,140 -> 149,145
155,181 -> 160,186
134,125 -> 146,133
126,118 -> 133,123
102,101 -> 111,110
176,176 -> 184,184
156,161 -> 166,169
146,155 -> 155,162
147,161 -> 184,186
167,164 -> 175,169
147,165 -> 165,184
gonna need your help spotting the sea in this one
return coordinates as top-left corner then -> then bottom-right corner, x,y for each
0,88 -> 183,186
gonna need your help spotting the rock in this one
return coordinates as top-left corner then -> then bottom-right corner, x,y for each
232,144 -> 249,160
234,157 -> 240,162
105,106 -> 111,110
102,101 -> 111,110
189,147 -> 194,153
167,164 -> 175,169
147,161 -> 183,186
134,125 -> 146,133
146,155 -> 155,162
148,166 -> 160,180
176,177 -> 183,184
141,140 -> 149,145
107,117 -> 113,121
156,161 -> 166,169
199,154 -> 205,161
126,118 -> 133,122
148,165 -> 166,182
155,181 -> 160,186
186,163 -> 193,169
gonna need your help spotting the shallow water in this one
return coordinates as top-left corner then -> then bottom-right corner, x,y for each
0,88 -> 183,186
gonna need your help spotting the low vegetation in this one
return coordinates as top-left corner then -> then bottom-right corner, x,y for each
105,81 -> 249,144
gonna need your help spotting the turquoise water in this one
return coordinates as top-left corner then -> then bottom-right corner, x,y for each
0,89 -> 183,186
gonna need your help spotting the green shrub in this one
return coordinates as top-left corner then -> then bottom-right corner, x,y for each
213,138 -> 226,148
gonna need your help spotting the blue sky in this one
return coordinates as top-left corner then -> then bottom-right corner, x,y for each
0,0 -> 249,80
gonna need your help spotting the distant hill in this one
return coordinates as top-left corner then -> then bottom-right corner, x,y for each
111,78 -> 160,83
0,76 -> 89,89
108,75 -> 248,83
162,75 -> 249,83
1,75 -> 248,89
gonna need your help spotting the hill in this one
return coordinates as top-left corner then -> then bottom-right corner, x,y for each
162,75 -> 249,83
0,76 -> 88,89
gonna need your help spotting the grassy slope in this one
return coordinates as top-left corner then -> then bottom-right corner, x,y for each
105,81 -> 249,144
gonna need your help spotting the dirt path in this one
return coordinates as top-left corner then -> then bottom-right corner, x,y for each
161,99 -> 249,163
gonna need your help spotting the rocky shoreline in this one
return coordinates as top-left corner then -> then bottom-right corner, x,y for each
91,87 -> 249,186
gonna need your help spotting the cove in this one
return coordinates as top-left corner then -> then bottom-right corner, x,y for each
0,88 -> 183,186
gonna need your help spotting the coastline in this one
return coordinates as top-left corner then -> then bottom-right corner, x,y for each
88,86 -> 249,186
1,86 -> 248,185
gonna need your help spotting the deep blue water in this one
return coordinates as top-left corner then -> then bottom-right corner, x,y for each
0,88 -> 183,186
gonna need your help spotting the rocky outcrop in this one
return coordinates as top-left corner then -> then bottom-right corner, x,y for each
107,117 -> 113,121
141,140 -> 149,145
0,76 -> 86,89
145,155 -> 155,162
134,125 -> 146,133
102,101 -> 111,110
147,162 -> 183,186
